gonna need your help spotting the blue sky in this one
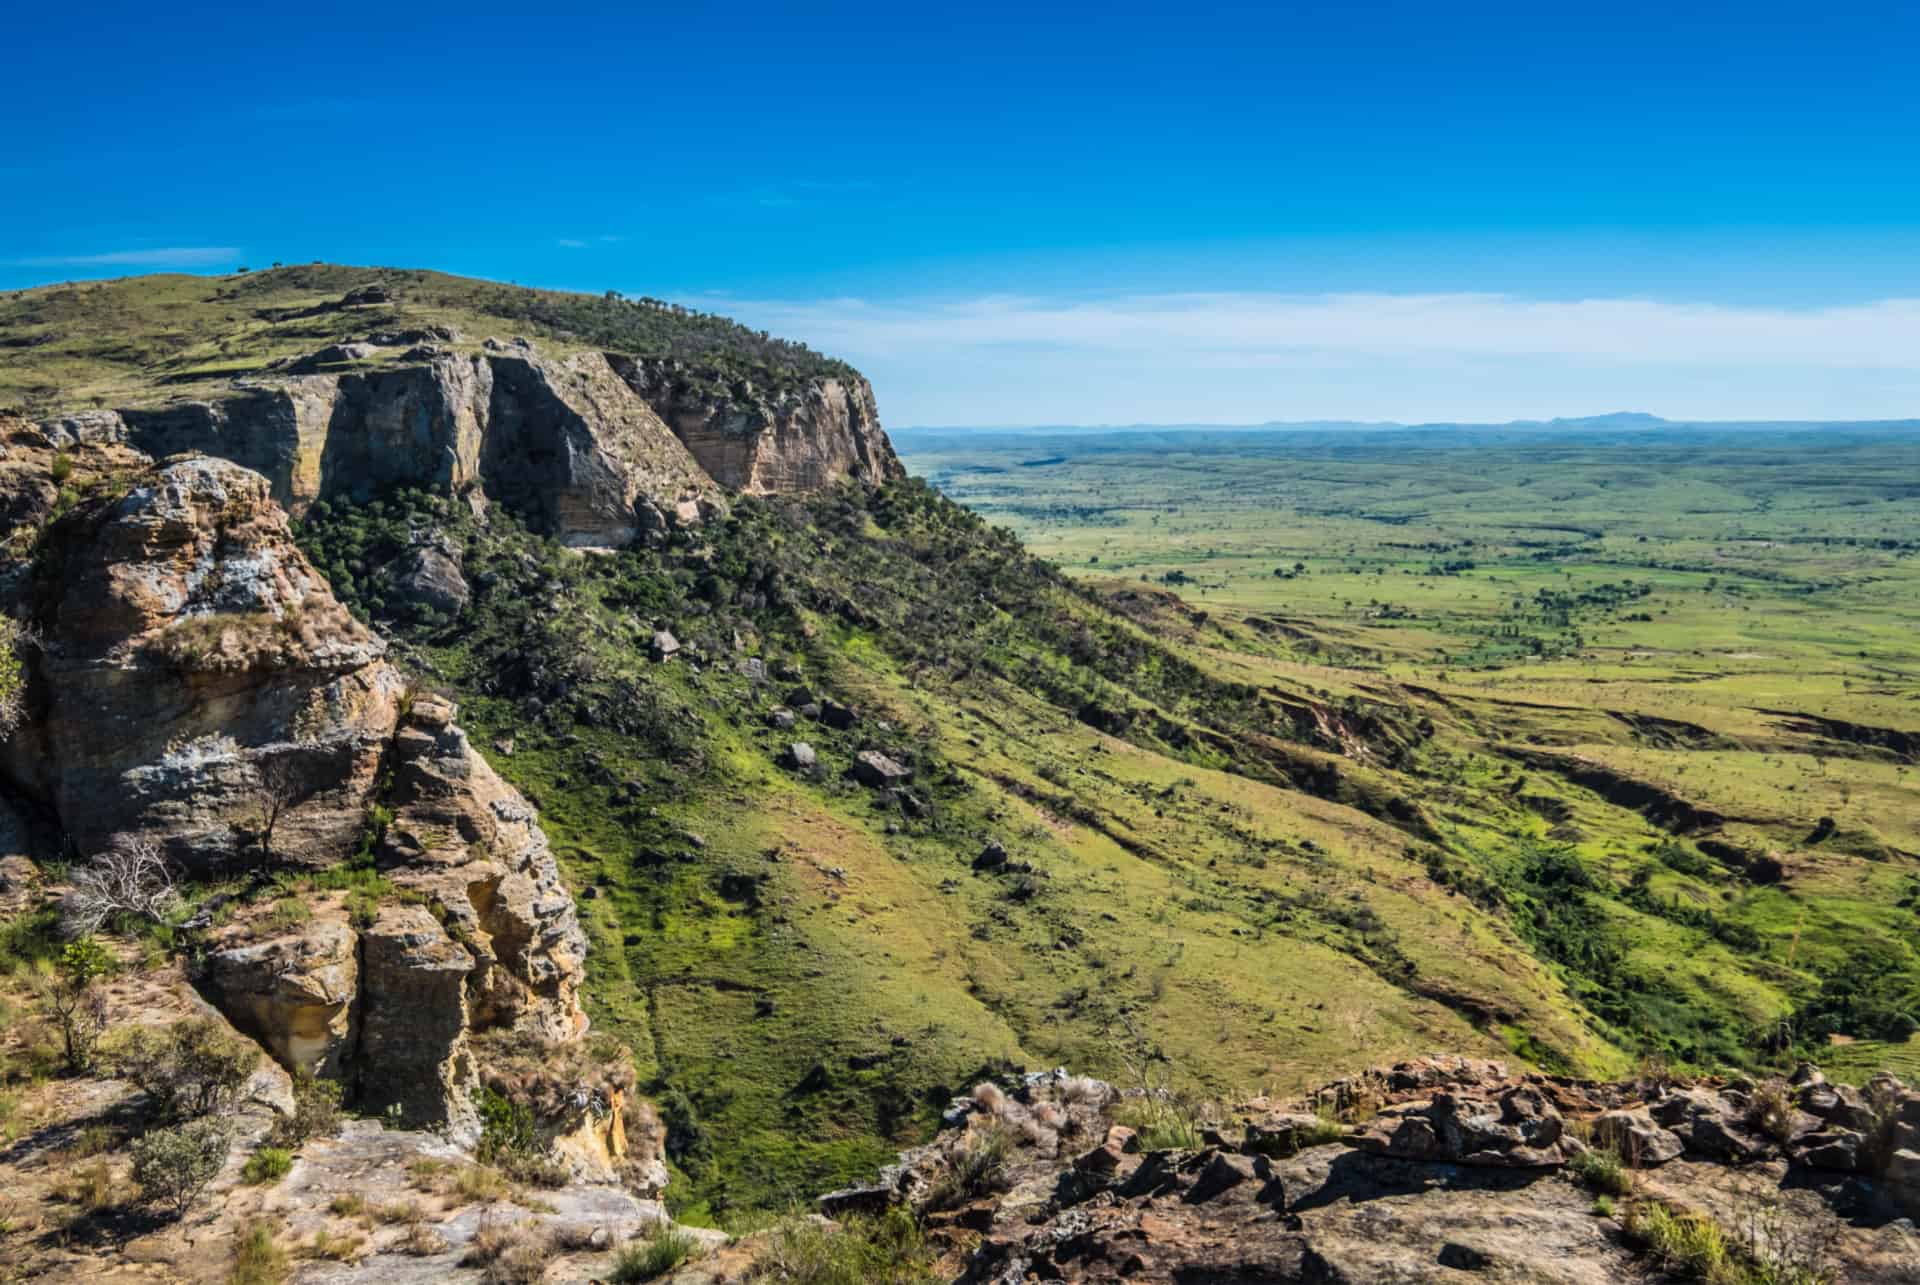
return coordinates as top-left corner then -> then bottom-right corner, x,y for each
8,1 -> 1920,424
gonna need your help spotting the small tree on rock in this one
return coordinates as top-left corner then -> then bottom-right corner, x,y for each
30,938 -> 112,1073
247,756 -> 305,866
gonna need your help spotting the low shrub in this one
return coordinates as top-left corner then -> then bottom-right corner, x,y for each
29,938 -> 113,1073
132,1117 -> 233,1216
112,1018 -> 258,1121
269,1074 -> 343,1148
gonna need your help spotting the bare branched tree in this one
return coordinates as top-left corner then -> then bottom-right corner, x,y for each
62,838 -> 181,938
249,755 -> 306,865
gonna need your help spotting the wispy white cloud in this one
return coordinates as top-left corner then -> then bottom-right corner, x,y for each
729,291 -> 1920,369
715,291 -> 1920,425
557,238 -> 589,249
9,246 -> 242,269
557,234 -> 624,249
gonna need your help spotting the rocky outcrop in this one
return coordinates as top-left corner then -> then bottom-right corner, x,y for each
356,902 -> 480,1131
1,452 -> 587,1135
394,542 -> 469,615
198,911 -> 361,1079
610,355 -> 904,494
811,1057 -> 1920,1285
379,692 -> 588,1044
112,348 -> 720,546
195,691 -> 588,1135
10,455 -> 404,873
1352,1084 -> 1571,1166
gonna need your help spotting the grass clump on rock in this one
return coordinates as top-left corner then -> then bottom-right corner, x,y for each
610,1223 -> 703,1282
752,1208 -> 935,1285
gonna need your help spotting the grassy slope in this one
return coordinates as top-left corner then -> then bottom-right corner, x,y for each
904,428 -> 1920,1076
293,480 -> 1632,1220
0,263 -> 851,413
293,445 -> 1918,1218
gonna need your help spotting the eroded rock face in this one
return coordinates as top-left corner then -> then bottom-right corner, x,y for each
12,456 -> 404,873
611,355 -> 904,494
2,453 -> 588,1137
200,911 -> 360,1078
380,692 -> 588,1045
194,692 -> 590,1135
114,349 -> 720,546
358,902 -> 479,1133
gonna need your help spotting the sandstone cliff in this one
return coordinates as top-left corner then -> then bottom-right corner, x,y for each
112,346 -> 721,547
11,455 -> 400,870
35,306 -> 906,547
610,354 -> 905,494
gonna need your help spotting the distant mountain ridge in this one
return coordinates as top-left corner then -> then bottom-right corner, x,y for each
897,410 -> 1920,437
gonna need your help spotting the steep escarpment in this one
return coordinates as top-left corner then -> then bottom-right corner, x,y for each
7,269 -> 906,547
611,353 -> 904,493
113,346 -> 722,546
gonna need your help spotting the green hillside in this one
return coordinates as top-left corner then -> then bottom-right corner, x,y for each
0,263 -> 851,414
295,448 -> 1920,1221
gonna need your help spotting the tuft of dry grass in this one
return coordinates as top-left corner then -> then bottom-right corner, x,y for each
227,1219 -> 290,1285
1747,1079 -> 1799,1146
328,1192 -> 367,1219
398,1220 -> 449,1256
48,1159 -> 115,1211
297,1228 -> 366,1262
374,1198 -> 428,1226
462,1214 -> 558,1285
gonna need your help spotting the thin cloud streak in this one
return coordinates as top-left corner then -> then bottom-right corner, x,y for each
9,246 -> 242,269
731,291 -> 1920,368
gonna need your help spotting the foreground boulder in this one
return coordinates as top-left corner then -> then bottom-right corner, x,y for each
2,455 -> 587,1135
1591,1107 -> 1685,1166
1354,1085 -> 1570,1166
8,456 -> 404,873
